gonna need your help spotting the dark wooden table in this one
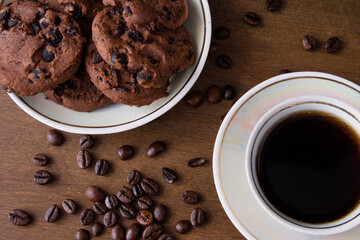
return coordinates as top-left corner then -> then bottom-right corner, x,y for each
1,0 -> 360,239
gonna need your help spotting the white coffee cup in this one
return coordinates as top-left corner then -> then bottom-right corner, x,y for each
245,95 -> 360,235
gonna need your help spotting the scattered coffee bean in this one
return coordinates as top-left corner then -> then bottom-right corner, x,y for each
161,168 -> 177,183
80,135 -> 93,148
216,55 -> 232,69
143,224 -> 163,240
118,145 -> 135,160
105,194 -> 119,210
209,42 -> 219,55
111,225 -> 125,240
127,170 -> 141,185
137,196 -> 153,210
8,209 -> 31,226
85,185 -> 106,202
103,211 -> 118,228
191,208 -> 205,227
158,234 -> 174,240
93,201 -> 108,215
223,85 -> 236,100
141,178 -> 159,196
92,222 -> 103,237
182,190 -> 199,205
176,220 -> 191,234
266,0 -> 282,11
187,90 -> 204,107
279,69 -> 291,74
137,210 -> 154,226
34,170 -> 52,185
46,129 -> 63,145
153,204 -> 167,223
119,204 -> 137,219
302,35 -> 316,50
325,37 -> 341,53
126,223 -> 142,240
117,186 -> 134,204
62,199 -> 76,214
214,26 -> 230,40
243,12 -> 260,25
45,205 -> 59,223
147,141 -> 166,157
77,150 -> 91,169
206,85 -> 222,103
75,229 -> 89,240
133,184 -> 144,198
80,209 -> 95,225
187,158 -> 206,167
32,153 -> 49,166
95,159 -> 110,176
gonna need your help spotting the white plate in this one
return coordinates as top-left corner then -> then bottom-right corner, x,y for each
2,0 -> 211,134
213,72 -> 360,240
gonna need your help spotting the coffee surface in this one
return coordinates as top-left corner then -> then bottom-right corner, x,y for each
257,111 -> 360,223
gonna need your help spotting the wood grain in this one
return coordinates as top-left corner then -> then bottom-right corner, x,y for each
1,0 -> 360,239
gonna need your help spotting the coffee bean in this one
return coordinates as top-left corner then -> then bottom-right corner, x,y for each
142,224 -> 163,240
266,0 -> 282,11
325,37 -> 341,53
187,90 -> 203,107
147,141 -> 166,157
137,196 -> 153,210
111,52 -> 127,64
119,204 -> 137,219
77,150 -> 92,169
182,191 -> 199,204
216,55 -> 232,69
206,85 -> 222,103
92,222 -> 103,237
141,178 -> 159,196
62,199 -> 76,214
80,209 -> 95,225
105,194 -> 119,210
95,159 -> 110,176
302,35 -> 316,50
104,211 -> 118,228
175,220 -> 191,234
161,168 -> 177,183
187,158 -> 206,167
45,205 -> 59,223
111,225 -> 125,240
93,202 -> 108,215
34,170 -> 52,185
117,186 -> 134,204
190,208 -> 205,227
85,185 -> 106,202
118,145 -> 135,160
75,229 -> 89,240
126,223 -> 142,240
80,135 -> 93,148
279,69 -> 291,75
209,42 -> 219,55
133,184 -> 144,198
158,234 -> 174,240
223,85 -> 236,100
243,12 -> 260,25
136,210 -> 154,226
32,153 -> 49,166
214,26 -> 230,40
153,204 -> 167,223
127,170 -> 141,185
8,209 -> 31,226
43,46 -> 55,62
46,129 -> 63,145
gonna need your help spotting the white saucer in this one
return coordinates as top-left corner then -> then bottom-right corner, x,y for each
213,72 -> 360,240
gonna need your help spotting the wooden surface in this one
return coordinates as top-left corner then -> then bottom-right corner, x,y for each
1,0 -> 360,239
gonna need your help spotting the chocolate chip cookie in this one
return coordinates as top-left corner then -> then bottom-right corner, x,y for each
102,0 -> 188,30
44,61 -> 113,112
0,1 -> 85,95
85,42 -> 168,107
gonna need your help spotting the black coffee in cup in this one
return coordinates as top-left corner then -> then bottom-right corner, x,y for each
257,110 -> 360,223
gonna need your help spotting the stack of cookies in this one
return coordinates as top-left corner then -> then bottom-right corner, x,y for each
0,0 -> 195,111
